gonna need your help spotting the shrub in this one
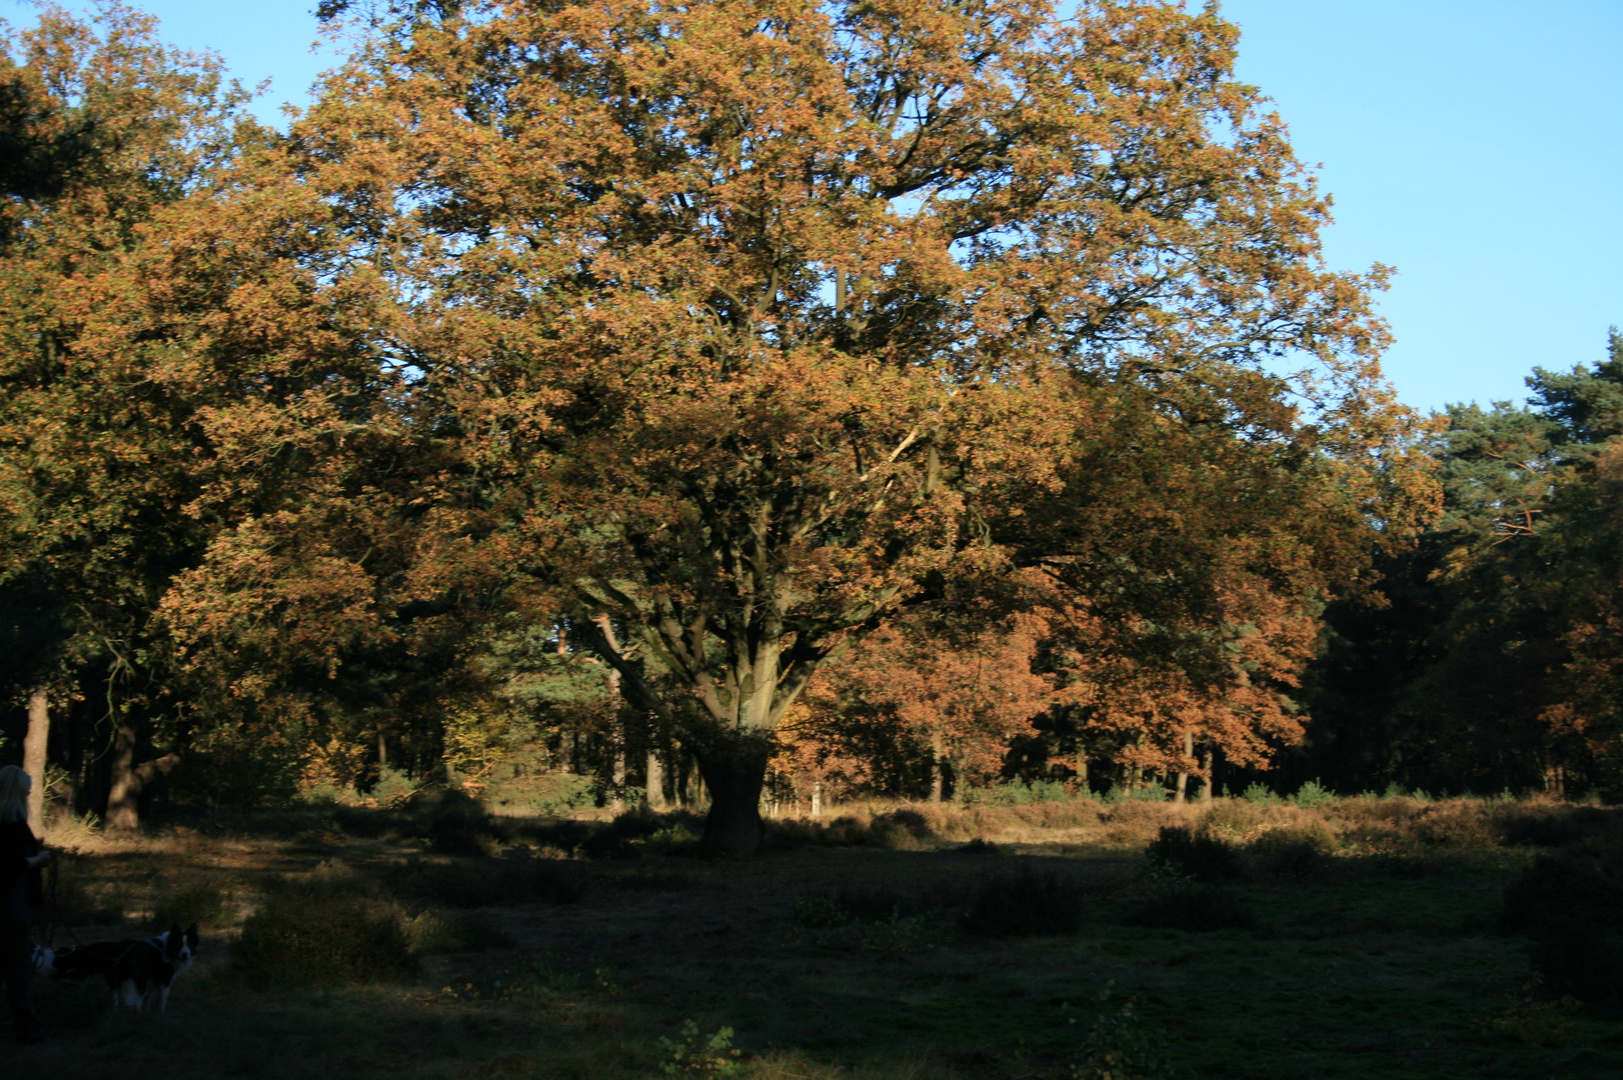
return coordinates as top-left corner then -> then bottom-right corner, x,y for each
1502,849 -> 1623,1003
416,788 -> 505,855
1292,780 -> 1337,810
1074,987 -> 1177,1080
373,766 -> 421,807
232,865 -> 419,988
1501,852 -> 1623,934
1249,827 -> 1334,878
1412,802 -> 1498,848
509,817 -> 596,855
1529,918 -> 1623,1004
1145,826 -> 1242,883
1241,783 -> 1284,806
405,907 -> 515,954
960,867 -> 1085,937
1494,804 -> 1619,848
1123,882 -> 1256,932
870,808 -> 933,849
1489,980 -> 1581,1047
657,1020 -> 742,1076
823,816 -> 871,846
955,838 -> 1000,855
791,885 -> 944,952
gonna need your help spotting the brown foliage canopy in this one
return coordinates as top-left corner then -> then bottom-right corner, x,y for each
221,0 -> 1429,755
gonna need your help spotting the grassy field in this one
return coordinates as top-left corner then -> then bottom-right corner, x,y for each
5,794 -> 1622,1079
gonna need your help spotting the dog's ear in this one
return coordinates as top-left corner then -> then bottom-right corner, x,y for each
165,924 -> 186,957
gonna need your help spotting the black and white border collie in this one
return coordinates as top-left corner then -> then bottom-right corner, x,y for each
41,923 -> 200,1012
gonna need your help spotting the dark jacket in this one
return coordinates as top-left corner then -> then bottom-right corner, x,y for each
0,820 -> 41,923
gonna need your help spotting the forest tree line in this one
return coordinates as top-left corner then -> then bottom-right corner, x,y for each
0,2 -> 1608,855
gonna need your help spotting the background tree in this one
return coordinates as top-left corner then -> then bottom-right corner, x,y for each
0,2 -> 261,826
1304,331 -> 1623,796
789,601 -> 1054,801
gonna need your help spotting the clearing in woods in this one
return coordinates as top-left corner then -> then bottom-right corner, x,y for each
9,796 -> 1623,1079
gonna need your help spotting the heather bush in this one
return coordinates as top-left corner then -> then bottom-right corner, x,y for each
1249,825 -> 1335,878
1528,917 -> 1623,1004
404,907 -> 515,954
869,808 -> 933,849
1493,803 -> 1620,848
232,864 -> 419,988
1502,848 -> 1623,1003
1144,826 -> 1243,883
960,866 -> 1086,937
1412,801 -> 1500,848
1501,852 -> 1623,934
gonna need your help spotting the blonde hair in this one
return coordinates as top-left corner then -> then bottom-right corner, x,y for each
0,765 -> 30,823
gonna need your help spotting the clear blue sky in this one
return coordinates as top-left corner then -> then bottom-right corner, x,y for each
8,0 -> 1621,416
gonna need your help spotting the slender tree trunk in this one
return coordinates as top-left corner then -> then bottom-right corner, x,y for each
1174,731 -> 1194,804
1076,755 -> 1088,795
1197,747 -> 1214,802
929,733 -> 945,804
592,614 -> 628,813
23,686 -> 49,829
694,739 -> 769,858
645,748 -> 666,810
611,736 -> 626,814
377,730 -> 387,770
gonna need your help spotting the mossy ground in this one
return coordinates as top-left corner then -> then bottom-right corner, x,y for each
7,797 -> 1622,1079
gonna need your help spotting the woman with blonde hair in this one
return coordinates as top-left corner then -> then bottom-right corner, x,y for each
0,765 -> 53,1044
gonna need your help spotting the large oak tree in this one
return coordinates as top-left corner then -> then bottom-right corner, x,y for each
263,0 -> 1428,855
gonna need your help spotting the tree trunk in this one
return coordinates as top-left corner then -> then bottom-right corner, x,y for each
929,733 -> 945,804
1174,731 -> 1194,805
645,748 -> 666,810
106,723 -> 181,833
1196,747 -> 1214,802
611,736 -> 626,814
694,740 -> 770,858
23,686 -> 49,829
592,614 -> 628,813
